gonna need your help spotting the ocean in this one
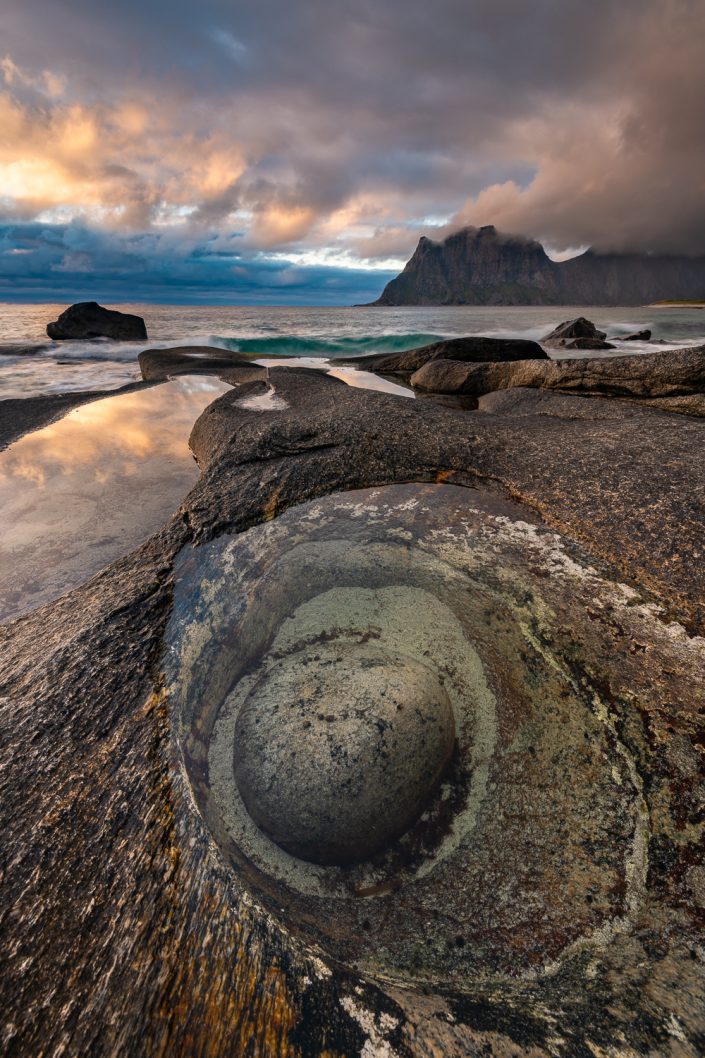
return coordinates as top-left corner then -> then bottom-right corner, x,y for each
1,302 -> 704,400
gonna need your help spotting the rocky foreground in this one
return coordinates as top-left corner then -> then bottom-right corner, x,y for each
1,338 -> 704,1057
350,326 -> 705,419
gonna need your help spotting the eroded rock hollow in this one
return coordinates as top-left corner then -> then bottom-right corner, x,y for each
1,361 -> 704,1057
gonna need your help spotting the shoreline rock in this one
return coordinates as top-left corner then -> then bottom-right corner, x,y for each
47,301 -> 148,341
0,380 -> 155,452
410,344 -> 705,412
342,335 -> 547,375
617,328 -> 652,341
138,345 -> 258,381
542,316 -> 615,350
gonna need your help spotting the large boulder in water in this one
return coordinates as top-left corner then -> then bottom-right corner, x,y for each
47,302 -> 147,341
543,317 -> 607,348
346,335 -> 547,375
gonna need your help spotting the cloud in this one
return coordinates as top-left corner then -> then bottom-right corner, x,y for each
450,0 -> 705,254
0,221 -> 395,303
0,0 -> 703,304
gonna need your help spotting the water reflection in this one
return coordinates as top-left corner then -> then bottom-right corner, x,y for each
0,375 -> 231,623
255,357 -> 415,399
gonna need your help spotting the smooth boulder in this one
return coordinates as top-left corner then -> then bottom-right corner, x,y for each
233,644 -> 456,865
346,335 -> 547,375
411,345 -> 705,405
47,302 -> 148,341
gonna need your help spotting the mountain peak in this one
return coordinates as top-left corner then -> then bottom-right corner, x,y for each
371,225 -> 705,306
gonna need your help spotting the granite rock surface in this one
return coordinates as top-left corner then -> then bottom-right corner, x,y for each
410,344 -> 705,412
344,334 -> 547,375
1,359 -> 704,1057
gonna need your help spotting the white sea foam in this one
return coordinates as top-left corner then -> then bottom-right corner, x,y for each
1,303 -> 703,399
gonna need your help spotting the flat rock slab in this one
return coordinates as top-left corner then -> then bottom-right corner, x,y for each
410,344 -> 705,408
138,345 -> 263,381
1,368 -> 704,1057
342,335 -> 547,374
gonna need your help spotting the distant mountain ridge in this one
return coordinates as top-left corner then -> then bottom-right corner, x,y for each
370,226 -> 705,306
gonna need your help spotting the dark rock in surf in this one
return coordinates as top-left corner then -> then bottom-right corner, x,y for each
619,329 -> 652,341
542,317 -> 607,347
563,337 -> 615,350
47,302 -> 148,341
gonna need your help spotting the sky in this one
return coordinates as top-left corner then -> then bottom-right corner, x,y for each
1,0 -> 704,304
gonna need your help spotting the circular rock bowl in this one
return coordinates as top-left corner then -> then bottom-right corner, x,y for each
164,482 -> 680,989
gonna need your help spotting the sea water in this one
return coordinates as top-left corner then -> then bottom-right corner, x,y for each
1,303 -> 704,399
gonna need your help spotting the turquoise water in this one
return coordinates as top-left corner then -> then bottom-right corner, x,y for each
1,302 -> 704,398
213,332 -> 441,357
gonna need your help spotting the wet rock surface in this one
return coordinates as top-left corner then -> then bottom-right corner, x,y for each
138,344 -> 260,381
46,301 -> 148,340
343,334 -> 547,375
1,363 -> 704,1056
0,379 -> 154,451
410,343 -> 705,412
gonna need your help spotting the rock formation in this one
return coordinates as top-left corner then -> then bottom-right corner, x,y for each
542,317 -> 614,349
371,225 -> 705,306
2,356 -> 704,1057
409,344 -> 705,413
47,301 -> 148,340
619,329 -> 652,341
341,334 -> 547,376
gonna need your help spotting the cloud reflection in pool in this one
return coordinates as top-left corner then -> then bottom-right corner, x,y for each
0,375 -> 231,622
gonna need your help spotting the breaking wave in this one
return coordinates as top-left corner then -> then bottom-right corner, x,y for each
210,333 -> 444,359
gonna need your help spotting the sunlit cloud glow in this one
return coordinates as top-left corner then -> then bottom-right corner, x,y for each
1,0 -> 703,302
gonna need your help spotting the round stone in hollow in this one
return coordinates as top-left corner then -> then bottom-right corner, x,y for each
233,644 -> 456,865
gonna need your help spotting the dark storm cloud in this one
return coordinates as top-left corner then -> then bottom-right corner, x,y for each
0,222 -> 394,304
0,0 -> 703,301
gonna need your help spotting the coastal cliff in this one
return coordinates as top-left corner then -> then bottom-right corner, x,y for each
371,225 -> 705,306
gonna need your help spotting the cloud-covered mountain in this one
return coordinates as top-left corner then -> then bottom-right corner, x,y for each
371,226 -> 705,306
